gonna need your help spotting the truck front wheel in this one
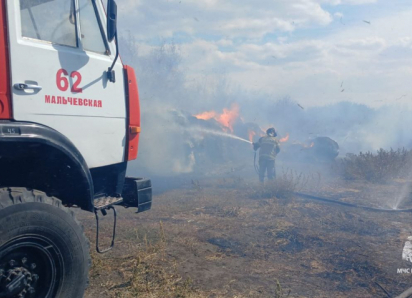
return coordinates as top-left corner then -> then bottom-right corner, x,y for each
0,188 -> 90,298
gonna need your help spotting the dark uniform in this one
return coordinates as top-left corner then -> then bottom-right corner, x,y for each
253,132 -> 280,182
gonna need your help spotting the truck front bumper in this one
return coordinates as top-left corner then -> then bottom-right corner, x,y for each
121,177 -> 152,213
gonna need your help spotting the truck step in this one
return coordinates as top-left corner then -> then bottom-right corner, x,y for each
94,196 -> 123,210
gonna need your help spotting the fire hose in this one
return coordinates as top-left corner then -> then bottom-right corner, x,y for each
253,146 -> 412,212
295,192 -> 412,213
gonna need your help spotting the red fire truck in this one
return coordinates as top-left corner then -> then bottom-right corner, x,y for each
0,0 -> 152,297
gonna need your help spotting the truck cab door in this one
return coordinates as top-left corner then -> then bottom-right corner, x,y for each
6,0 -> 126,168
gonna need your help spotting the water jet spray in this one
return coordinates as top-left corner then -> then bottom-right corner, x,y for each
186,127 -> 253,144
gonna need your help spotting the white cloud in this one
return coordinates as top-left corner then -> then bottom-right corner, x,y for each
336,37 -> 386,51
220,18 -> 295,38
118,0 -> 412,108
182,0 -> 220,9
216,39 -> 234,47
317,0 -> 377,4
395,37 -> 412,48
340,0 -> 377,4
119,0 -> 336,40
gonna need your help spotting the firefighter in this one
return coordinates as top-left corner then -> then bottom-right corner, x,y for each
253,128 -> 280,183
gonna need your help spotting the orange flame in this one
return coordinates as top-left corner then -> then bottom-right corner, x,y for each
195,111 -> 217,121
303,142 -> 315,148
248,130 -> 256,142
279,133 -> 290,143
194,103 -> 240,133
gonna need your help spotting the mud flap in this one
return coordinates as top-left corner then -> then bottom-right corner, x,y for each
121,177 -> 152,213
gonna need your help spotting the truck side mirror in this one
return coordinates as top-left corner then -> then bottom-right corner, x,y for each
107,0 -> 117,43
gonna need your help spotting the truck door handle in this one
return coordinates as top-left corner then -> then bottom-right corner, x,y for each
14,83 -> 43,91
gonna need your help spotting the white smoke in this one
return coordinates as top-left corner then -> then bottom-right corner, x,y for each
118,38 -> 412,178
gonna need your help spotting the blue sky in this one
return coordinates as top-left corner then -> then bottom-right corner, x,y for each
117,0 -> 412,107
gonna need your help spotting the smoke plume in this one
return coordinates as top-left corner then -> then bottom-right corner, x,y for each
118,37 -> 412,178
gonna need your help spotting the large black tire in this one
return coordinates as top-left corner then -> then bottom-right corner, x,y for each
0,188 -> 90,298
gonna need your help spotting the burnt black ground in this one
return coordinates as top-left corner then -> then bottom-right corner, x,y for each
81,172 -> 412,298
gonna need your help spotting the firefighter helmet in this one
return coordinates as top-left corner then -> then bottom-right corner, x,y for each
266,128 -> 277,137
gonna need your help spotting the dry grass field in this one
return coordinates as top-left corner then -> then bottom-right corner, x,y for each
77,164 -> 412,298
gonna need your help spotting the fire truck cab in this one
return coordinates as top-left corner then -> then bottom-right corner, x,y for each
0,0 -> 151,297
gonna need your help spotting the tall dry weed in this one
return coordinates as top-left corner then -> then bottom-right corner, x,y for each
250,169 -> 313,199
337,148 -> 412,182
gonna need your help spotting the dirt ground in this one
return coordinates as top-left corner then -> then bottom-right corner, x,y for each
80,170 -> 412,298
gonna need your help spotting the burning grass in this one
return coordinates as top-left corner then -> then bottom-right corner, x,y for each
338,148 -> 412,182
194,103 -> 240,133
